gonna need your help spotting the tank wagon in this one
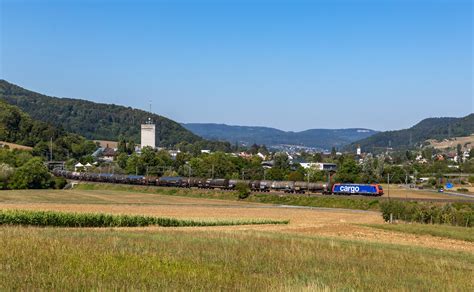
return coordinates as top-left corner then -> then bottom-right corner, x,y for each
53,170 -> 383,196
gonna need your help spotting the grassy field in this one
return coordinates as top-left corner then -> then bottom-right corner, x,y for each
0,188 -> 473,290
1,227 -> 473,290
363,223 -> 474,242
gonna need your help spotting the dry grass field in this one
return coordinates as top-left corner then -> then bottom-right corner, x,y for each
0,188 -> 473,290
426,135 -> 474,150
379,183 -> 474,200
0,141 -> 33,151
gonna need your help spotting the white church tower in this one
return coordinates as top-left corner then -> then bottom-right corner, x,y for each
141,117 -> 156,149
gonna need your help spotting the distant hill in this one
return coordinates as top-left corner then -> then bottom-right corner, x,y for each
182,123 -> 378,150
0,80 -> 218,148
350,114 -> 474,152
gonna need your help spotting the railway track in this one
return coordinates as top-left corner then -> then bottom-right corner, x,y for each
255,190 -> 474,203
69,180 -> 474,204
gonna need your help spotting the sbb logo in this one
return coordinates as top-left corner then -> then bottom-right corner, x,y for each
339,186 -> 360,193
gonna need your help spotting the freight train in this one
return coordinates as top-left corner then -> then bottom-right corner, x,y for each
53,170 -> 384,196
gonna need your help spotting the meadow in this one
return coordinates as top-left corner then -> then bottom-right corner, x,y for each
364,223 -> 474,242
0,186 -> 473,290
1,227 -> 473,290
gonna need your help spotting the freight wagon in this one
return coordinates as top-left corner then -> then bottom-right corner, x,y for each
53,170 -> 384,197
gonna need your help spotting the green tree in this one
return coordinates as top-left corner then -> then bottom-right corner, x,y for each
257,145 -> 269,156
248,144 -> 259,155
126,139 -> 135,154
235,182 -> 251,199
287,171 -> 304,181
117,136 -> 127,154
335,156 -> 360,183
273,152 -> 290,171
312,152 -> 323,162
265,168 -> 285,180
405,150 -> 413,161
125,153 -> 146,175
117,152 -> 128,169
0,163 -> 14,189
8,157 -> 52,189
384,165 -> 405,184
456,144 -> 462,161
331,147 -> 337,158
422,147 -> 433,161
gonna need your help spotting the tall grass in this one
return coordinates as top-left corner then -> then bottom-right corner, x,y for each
0,210 -> 289,227
363,223 -> 474,242
0,227 -> 472,290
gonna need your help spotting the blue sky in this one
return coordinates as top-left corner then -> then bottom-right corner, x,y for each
1,0 -> 472,131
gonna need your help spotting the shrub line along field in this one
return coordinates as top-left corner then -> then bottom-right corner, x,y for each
0,185 -> 473,290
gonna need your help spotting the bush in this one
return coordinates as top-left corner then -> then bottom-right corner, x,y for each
380,201 -> 473,227
8,157 -> 52,189
469,176 -> 474,184
0,163 -> 14,189
235,182 -> 251,199
52,176 -> 67,189
457,188 -> 469,193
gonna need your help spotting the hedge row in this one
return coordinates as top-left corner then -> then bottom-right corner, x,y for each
380,201 -> 474,227
0,210 -> 289,228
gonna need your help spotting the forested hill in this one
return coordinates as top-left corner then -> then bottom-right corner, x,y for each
0,80 -> 205,147
0,100 -> 61,147
182,123 -> 377,149
350,114 -> 474,151
0,100 -> 97,160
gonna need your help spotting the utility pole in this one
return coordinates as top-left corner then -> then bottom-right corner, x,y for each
387,173 -> 391,199
50,137 -> 53,161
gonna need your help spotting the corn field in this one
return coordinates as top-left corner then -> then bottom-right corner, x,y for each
0,209 -> 289,227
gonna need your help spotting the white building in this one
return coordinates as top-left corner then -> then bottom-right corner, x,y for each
300,162 -> 337,171
141,118 -> 156,149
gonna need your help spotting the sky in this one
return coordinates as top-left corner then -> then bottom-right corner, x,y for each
1,0 -> 472,132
